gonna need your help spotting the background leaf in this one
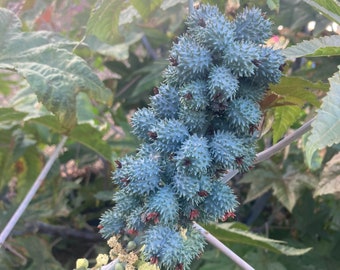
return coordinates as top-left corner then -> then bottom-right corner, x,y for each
314,152 -> 340,198
272,105 -> 302,143
303,0 -> 340,24
0,8 -> 113,131
68,124 -> 112,161
283,35 -> 340,59
130,0 -> 162,19
306,69 -> 340,166
86,0 -> 129,45
204,222 -> 311,256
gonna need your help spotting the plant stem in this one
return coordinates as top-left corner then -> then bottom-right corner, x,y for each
142,35 -> 158,60
101,258 -> 118,270
188,0 -> 194,14
0,135 -> 68,248
255,118 -> 314,164
193,222 -> 255,270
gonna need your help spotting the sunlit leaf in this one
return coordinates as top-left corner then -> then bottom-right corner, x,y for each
303,0 -> 340,24
68,124 -> 112,161
160,0 -> 188,10
314,152 -> 340,198
272,105 -> 302,143
0,107 -> 27,123
272,171 -> 318,212
204,222 -> 312,256
306,69 -> 340,166
267,0 -> 280,11
131,0 -> 162,19
283,35 -> 340,59
271,77 -> 326,106
0,8 -> 113,131
86,0 -> 129,44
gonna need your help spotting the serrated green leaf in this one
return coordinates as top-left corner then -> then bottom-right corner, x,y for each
30,115 -> 64,132
303,0 -> 340,24
272,105 -> 302,143
267,0 -> 280,11
160,0 -> 187,10
272,171 -> 318,212
68,124 -> 112,161
86,0 -> 129,45
314,152 -> 340,198
131,0 -> 162,19
271,77 -> 326,107
283,35 -> 340,59
0,107 -> 27,122
0,8 -> 112,131
204,222 -> 311,256
306,69 -> 340,166
240,161 -> 279,203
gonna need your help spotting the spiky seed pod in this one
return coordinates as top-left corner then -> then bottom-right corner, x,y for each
126,206 -> 146,231
209,130 -> 245,170
168,35 -> 212,85
146,186 -> 179,226
175,135 -> 211,176
233,7 -> 272,44
172,173 -> 211,204
254,46 -> 285,84
208,65 -> 239,103
153,119 -> 190,153
236,78 -> 267,102
225,97 -> 262,133
142,226 -> 185,269
182,228 -> 206,264
124,157 -> 161,195
112,156 -> 134,188
185,4 -> 221,29
99,209 -> 126,237
179,108 -> 208,134
150,84 -> 180,119
179,80 -> 209,110
186,5 -> 235,53
112,190 -> 141,217
131,108 -> 157,141
223,41 -> 261,77
199,180 -> 238,222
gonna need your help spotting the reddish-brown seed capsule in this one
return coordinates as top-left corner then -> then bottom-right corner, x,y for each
235,156 -> 244,166
150,256 -> 159,265
249,124 -> 259,135
198,18 -> 206,27
146,212 -> 160,224
126,229 -> 138,235
183,92 -> 193,100
169,56 -> 178,66
189,209 -> 200,220
153,86 -> 159,95
221,211 -> 236,222
148,131 -> 158,140
198,190 -> 209,197
175,263 -> 184,270
279,63 -> 286,72
115,160 -> 122,169
252,59 -> 261,67
182,158 -> 191,166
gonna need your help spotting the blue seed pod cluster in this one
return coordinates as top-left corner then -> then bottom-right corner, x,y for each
100,4 -> 284,270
